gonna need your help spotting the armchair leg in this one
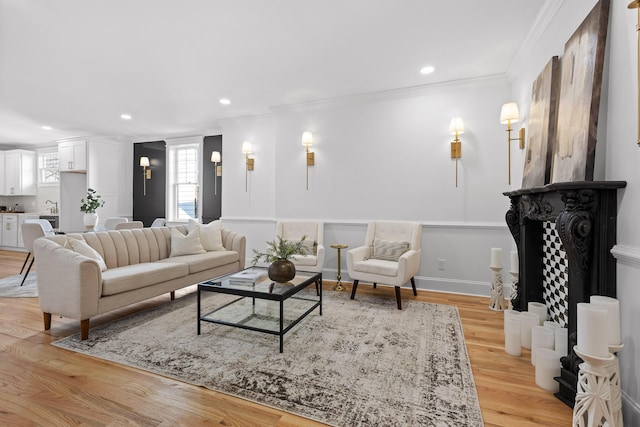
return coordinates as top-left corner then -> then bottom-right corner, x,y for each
350,280 -> 359,300
20,252 -> 31,274
43,312 -> 52,331
80,319 -> 90,341
373,283 -> 377,289
395,286 -> 402,310
170,291 -> 175,300
410,277 -> 417,296
20,258 -> 35,286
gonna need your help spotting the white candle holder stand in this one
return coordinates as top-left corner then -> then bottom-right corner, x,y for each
606,344 -> 624,427
572,347 -> 616,427
489,266 -> 506,311
509,270 -> 519,309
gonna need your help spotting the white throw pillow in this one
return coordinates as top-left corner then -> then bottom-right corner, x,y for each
65,237 -> 108,272
188,219 -> 225,251
170,227 -> 206,257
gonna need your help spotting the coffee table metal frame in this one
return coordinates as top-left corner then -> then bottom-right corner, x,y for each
197,267 -> 322,353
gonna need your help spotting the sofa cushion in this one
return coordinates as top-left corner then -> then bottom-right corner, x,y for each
65,237 -> 108,272
157,250 -> 239,274
170,227 -> 205,257
352,259 -> 399,277
101,262 -> 189,296
188,219 -> 225,251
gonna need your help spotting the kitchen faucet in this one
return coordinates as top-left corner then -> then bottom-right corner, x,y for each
46,200 -> 59,214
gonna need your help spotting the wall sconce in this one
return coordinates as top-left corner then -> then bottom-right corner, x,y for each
139,156 -> 151,196
242,141 -> 254,192
500,102 -> 526,185
449,117 -> 464,188
211,151 -> 221,195
302,131 -> 314,190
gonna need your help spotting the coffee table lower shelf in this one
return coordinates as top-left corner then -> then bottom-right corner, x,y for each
197,290 -> 321,353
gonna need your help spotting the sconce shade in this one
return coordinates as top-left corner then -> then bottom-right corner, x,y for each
449,117 -> 465,135
211,151 -> 221,163
500,102 -> 520,124
302,131 -> 313,147
242,141 -> 252,154
139,156 -> 150,167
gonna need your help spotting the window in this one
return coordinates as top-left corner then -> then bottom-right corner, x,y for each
38,152 -> 59,184
168,143 -> 200,221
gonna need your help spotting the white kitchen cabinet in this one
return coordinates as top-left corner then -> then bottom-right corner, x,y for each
58,139 -> 87,172
2,149 -> 36,196
1,214 -> 18,247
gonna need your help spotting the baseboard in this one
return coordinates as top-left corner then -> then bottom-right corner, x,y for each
622,390 -> 640,426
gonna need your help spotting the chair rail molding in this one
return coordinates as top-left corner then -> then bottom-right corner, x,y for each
610,244 -> 640,267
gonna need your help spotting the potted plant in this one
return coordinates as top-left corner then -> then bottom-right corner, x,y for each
252,236 -> 308,283
80,188 -> 105,230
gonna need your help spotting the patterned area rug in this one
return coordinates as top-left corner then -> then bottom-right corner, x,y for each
0,273 -> 38,298
54,290 -> 483,426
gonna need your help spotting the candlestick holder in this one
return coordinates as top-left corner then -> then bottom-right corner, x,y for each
509,270 -> 519,309
489,266 -> 506,311
606,344 -> 624,427
572,346 -> 616,427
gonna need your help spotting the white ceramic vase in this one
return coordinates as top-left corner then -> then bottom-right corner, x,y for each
83,212 -> 98,230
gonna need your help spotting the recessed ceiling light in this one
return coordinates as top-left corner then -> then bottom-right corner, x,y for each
219,98 -> 231,105
121,114 -> 132,120
420,66 -> 435,75
41,125 -> 52,130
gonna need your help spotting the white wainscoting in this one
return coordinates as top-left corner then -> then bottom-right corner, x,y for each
222,217 -> 514,297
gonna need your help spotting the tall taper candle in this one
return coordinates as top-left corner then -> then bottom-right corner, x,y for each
510,250 -> 518,273
491,247 -> 502,268
589,295 -> 621,346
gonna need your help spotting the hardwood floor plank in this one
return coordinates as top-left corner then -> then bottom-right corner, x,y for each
0,249 -> 572,425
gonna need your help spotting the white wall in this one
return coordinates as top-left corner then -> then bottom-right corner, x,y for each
221,77 -> 517,297
509,0 -> 640,420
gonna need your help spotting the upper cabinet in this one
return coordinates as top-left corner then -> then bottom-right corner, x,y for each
58,139 -> 87,172
2,149 -> 36,196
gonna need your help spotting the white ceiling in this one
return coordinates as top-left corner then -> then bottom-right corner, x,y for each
0,0 -> 546,146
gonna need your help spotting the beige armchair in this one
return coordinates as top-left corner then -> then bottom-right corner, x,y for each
275,221 -> 325,274
347,221 -> 422,309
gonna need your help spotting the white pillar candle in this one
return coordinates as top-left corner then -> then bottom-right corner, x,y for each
520,312 -> 540,350
576,302 -> 609,358
504,310 -> 520,335
589,295 -> 621,346
531,326 -> 555,365
528,302 -> 548,325
535,349 -> 561,392
554,327 -> 568,356
543,321 -> 560,329
505,315 -> 521,357
491,247 -> 502,268
510,250 -> 518,273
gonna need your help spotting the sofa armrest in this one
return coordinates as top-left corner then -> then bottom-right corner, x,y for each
315,243 -> 326,271
33,238 -> 103,320
222,229 -> 247,269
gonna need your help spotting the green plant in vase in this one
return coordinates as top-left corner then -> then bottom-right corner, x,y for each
252,236 -> 308,283
80,188 -> 105,230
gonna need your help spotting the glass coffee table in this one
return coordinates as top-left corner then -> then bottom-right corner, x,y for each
197,266 -> 322,352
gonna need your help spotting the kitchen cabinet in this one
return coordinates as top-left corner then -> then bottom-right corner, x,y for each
1,214 -> 18,247
2,149 -> 36,196
58,140 -> 87,172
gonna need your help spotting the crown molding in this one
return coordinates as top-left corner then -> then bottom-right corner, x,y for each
269,74 -> 510,115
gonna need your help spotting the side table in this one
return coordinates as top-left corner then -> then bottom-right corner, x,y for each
330,244 -> 348,291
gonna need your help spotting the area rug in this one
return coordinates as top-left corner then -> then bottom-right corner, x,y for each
0,273 -> 38,298
54,290 -> 484,426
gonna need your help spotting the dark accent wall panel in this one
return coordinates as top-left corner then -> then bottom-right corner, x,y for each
202,135 -> 222,223
133,141 -> 166,226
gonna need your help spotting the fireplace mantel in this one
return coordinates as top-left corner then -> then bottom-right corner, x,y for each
504,180 -> 626,406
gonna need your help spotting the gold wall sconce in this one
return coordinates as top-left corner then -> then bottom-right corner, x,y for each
302,131 -> 314,190
242,141 -> 254,192
211,151 -> 221,195
449,117 -> 464,188
139,156 -> 151,196
500,102 -> 526,185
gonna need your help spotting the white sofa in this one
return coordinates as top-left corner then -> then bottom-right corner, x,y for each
34,225 -> 246,340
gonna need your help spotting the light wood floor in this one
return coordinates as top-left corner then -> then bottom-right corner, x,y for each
0,250 -> 572,426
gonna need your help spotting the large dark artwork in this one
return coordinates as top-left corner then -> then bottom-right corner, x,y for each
522,56 -> 560,188
551,0 -> 610,183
